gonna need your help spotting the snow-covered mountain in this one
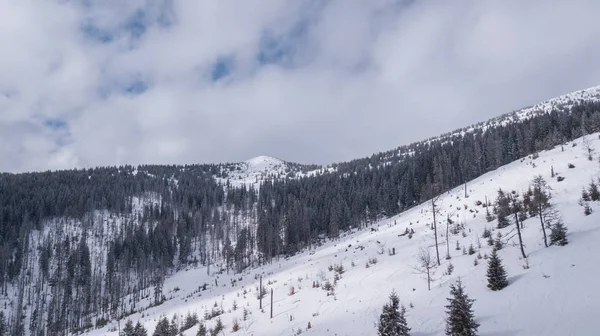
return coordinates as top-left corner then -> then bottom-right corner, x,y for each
216,156 -> 298,188
429,85 -> 600,144
87,131 -> 600,336
3,85 -> 600,336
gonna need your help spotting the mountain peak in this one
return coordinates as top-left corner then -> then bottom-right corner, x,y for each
244,155 -> 284,168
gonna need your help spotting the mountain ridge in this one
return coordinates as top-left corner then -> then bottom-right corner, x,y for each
2,84 -> 600,335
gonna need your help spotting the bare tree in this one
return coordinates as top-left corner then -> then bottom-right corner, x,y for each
532,175 -> 552,247
445,214 -> 454,260
414,247 -> 436,291
583,136 -> 595,161
431,196 -> 441,266
510,196 -> 527,259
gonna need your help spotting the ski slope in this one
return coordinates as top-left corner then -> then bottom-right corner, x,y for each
88,134 -> 600,336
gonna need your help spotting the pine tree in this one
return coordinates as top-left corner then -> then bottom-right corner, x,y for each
212,318 -> 224,336
494,236 -> 502,250
196,322 -> 207,336
481,227 -> 491,239
445,279 -> 479,336
121,320 -> 135,336
495,190 -> 511,229
550,221 -> 569,246
153,317 -> 170,336
377,291 -> 411,336
468,244 -> 475,255
134,322 -> 148,336
486,249 -> 508,291
589,180 -> 600,201
168,315 -> 178,336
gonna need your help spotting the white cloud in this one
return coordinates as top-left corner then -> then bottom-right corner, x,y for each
2,0 -> 600,172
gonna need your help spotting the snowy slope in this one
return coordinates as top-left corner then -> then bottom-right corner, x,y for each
85,133 -> 600,336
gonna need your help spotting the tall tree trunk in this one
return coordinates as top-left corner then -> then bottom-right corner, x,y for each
445,215 -> 450,259
432,199 -> 441,266
514,212 -> 527,259
538,203 -> 548,247
270,289 -> 273,319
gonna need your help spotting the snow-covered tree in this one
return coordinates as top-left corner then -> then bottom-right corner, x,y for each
377,291 -> 410,336
445,279 -> 479,336
121,320 -> 135,336
152,317 -> 170,336
196,322 -> 207,336
486,249 -> 508,291
550,220 -> 569,246
134,322 -> 148,336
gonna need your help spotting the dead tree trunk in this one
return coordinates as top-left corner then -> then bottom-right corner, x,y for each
259,276 -> 263,310
445,215 -> 451,259
270,289 -> 273,319
512,200 -> 527,259
538,203 -> 549,248
432,198 -> 441,266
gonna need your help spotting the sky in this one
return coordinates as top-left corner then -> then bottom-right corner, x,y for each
2,0 -> 600,173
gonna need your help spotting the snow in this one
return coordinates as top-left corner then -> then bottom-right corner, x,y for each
418,85 -> 600,151
215,155 -> 328,189
85,133 -> 600,336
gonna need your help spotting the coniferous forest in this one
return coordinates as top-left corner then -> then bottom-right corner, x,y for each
1,100 -> 600,335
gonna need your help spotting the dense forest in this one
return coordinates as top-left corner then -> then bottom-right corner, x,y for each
1,100 -> 599,335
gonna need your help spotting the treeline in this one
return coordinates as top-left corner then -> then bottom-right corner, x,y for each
255,101 -> 600,259
0,100 -> 599,335
0,163 -> 262,335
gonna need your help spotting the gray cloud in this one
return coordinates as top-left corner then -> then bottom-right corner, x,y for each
2,0 -> 600,172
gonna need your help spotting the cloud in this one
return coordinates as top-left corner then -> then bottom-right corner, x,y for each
2,0 -> 600,172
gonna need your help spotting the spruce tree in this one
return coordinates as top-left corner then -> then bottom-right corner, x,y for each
377,291 -> 411,336
134,322 -> 148,336
468,244 -> 475,255
550,221 -> 568,246
121,320 -> 135,336
212,318 -> 224,336
486,248 -> 508,291
196,322 -> 207,336
153,317 -> 170,336
445,279 -> 479,336
589,180 -> 600,201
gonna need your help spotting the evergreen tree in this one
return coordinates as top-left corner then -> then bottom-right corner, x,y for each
153,317 -> 170,336
168,315 -> 178,336
589,180 -> 600,201
468,244 -> 475,255
134,322 -> 148,336
445,279 -> 479,336
211,318 -> 224,336
481,227 -> 491,239
122,320 -> 135,336
196,322 -> 207,336
486,249 -> 508,291
377,291 -> 411,336
550,221 -> 569,246
495,190 -> 511,229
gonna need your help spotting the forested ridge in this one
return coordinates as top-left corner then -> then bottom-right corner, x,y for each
1,99 -> 600,335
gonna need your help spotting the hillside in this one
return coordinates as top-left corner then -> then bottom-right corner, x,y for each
88,132 -> 600,336
2,85 -> 600,336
